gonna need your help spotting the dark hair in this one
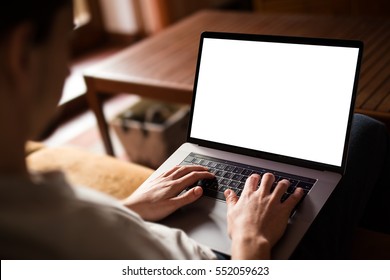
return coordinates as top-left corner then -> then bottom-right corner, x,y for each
0,0 -> 71,44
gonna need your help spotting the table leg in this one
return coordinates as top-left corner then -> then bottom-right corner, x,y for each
85,78 -> 115,156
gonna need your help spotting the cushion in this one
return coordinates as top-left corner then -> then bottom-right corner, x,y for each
26,146 -> 154,199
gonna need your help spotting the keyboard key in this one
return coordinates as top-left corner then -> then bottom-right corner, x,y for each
225,165 -> 234,172
281,193 -> 290,202
223,172 -> 233,179
208,168 -> 216,174
233,167 -> 243,173
184,156 -> 194,162
297,181 -> 314,191
241,169 -> 252,176
196,178 -> 218,190
302,189 -> 310,195
287,185 -> 296,194
216,163 -> 227,170
240,176 -> 248,182
219,186 -> 229,193
229,180 -> 240,188
288,179 -> 298,187
220,178 -> 230,185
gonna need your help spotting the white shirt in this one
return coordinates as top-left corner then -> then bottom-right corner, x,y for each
0,171 -> 217,259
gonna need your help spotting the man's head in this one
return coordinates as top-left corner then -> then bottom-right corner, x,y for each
0,0 -> 72,140
0,1 -> 72,44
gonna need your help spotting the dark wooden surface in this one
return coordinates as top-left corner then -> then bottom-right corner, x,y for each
84,10 -> 390,155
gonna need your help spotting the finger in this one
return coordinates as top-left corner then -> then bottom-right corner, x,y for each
271,179 -> 290,201
224,189 -> 238,209
161,165 -> 182,178
174,170 -> 215,192
258,173 -> 275,195
170,186 -> 203,209
170,165 -> 209,180
283,187 -> 305,209
242,173 -> 261,195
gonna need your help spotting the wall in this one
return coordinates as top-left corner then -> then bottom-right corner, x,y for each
98,0 -> 247,36
99,0 -> 140,34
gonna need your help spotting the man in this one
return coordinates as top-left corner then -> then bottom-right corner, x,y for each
0,0 -> 304,259
0,1 -> 388,259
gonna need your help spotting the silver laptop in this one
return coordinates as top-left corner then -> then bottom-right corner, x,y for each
140,32 -> 363,259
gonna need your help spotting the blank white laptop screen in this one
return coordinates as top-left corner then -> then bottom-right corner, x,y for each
190,38 -> 360,167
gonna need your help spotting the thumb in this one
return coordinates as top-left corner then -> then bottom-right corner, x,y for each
224,189 -> 238,209
172,186 -> 203,209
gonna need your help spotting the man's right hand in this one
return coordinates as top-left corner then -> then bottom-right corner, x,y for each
224,173 -> 304,259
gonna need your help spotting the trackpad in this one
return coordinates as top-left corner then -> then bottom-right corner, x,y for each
160,198 -> 232,255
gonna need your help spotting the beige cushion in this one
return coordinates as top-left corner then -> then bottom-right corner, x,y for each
25,141 -> 46,156
26,146 -> 154,199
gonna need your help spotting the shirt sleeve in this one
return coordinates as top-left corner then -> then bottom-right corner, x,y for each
73,186 -> 217,259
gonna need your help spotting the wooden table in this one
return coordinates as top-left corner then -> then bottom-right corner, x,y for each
84,10 -> 390,156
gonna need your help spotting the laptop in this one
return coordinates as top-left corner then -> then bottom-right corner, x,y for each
140,32 -> 363,259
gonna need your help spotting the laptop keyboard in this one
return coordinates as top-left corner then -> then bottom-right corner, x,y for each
180,153 -> 316,202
